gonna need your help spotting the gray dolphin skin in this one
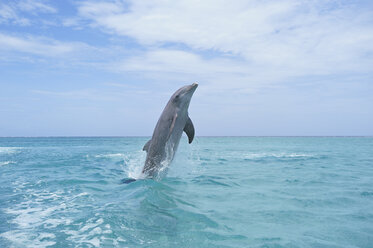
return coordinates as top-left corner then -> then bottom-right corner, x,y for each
141,83 -> 198,178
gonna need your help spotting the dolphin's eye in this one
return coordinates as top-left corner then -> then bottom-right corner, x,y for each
173,94 -> 180,103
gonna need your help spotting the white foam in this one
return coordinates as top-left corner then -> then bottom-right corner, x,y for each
80,222 -> 98,232
0,161 -> 15,166
3,168 -> 121,247
1,188 -> 90,247
94,153 -> 125,158
0,147 -> 22,154
86,237 -> 100,247
63,216 -> 113,247
38,233 -> 56,239
113,237 -> 127,246
120,150 -> 146,179
96,218 -> 104,225
243,152 -> 314,159
1,230 -> 56,248
44,218 -> 72,228
90,227 -> 102,235
5,203 -> 66,228
72,192 -> 89,199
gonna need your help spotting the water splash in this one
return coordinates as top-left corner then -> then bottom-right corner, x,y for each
121,150 -> 146,179
153,140 -> 177,180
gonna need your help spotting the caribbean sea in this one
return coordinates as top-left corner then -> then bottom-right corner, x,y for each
0,137 -> 372,247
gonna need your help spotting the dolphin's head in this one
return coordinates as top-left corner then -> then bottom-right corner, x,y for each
170,83 -> 198,109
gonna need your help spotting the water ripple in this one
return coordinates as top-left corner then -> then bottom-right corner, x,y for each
1,137 -> 372,247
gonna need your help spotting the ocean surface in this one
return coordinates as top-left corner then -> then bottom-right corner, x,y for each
0,137 -> 372,247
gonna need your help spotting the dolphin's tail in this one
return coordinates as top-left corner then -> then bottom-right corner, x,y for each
121,178 -> 137,184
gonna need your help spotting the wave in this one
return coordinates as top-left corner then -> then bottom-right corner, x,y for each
0,186 -> 93,248
93,153 -> 126,158
192,175 -> 232,187
0,161 -> 15,166
87,151 -> 146,180
242,152 -> 318,160
0,147 -> 22,154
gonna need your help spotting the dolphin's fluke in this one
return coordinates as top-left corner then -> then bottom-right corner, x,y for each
184,117 -> 195,144
121,178 -> 137,184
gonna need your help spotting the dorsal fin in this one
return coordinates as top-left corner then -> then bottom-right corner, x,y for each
184,117 -> 195,144
143,139 -> 152,152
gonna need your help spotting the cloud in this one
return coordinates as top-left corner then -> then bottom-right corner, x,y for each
112,49 -> 265,93
31,87 -> 153,102
0,32 -> 127,67
77,0 -> 373,83
0,0 -> 56,26
116,49 -> 244,74
62,18 -> 82,28
0,33 -> 87,57
17,0 -> 57,14
0,3 -> 30,25
2,0 -> 372,99
31,89 -> 112,101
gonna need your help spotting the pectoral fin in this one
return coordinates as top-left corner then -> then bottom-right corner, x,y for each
184,117 -> 195,144
143,139 -> 151,152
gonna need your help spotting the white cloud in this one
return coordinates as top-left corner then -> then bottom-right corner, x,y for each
62,18 -> 82,28
31,89 -> 114,101
78,0 -> 373,84
17,0 -> 56,14
2,0 -> 372,99
0,0 -> 56,26
113,49 -> 267,93
31,87 -> 154,102
0,33 -> 86,57
117,49 -> 244,74
0,3 -> 30,25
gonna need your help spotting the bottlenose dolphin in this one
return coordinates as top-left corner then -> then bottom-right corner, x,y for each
141,83 -> 198,178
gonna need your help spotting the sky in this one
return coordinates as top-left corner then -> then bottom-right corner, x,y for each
0,0 -> 372,136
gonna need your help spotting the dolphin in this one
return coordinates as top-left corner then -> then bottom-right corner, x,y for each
141,83 -> 198,178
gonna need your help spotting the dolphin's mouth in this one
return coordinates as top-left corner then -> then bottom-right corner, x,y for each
189,82 -> 198,92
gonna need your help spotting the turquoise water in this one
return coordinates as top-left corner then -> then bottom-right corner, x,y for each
0,137 -> 372,247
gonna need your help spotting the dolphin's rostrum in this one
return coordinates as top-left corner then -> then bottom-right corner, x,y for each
142,83 -> 198,178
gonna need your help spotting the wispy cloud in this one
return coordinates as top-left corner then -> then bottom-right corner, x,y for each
3,0 -> 372,90
0,33 -> 87,57
0,0 -> 56,26
31,87 -> 153,102
0,3 -> 30,25
0,32 -> 126,69
77,0 -> 373,84
112,49 -> 262,93
31,89 -> 121,102
17,0 -> 56,14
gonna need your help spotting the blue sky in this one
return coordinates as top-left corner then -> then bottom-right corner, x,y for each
0,0 -> 372,136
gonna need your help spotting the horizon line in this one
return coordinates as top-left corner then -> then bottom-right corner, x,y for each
0,135 -> 372,138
